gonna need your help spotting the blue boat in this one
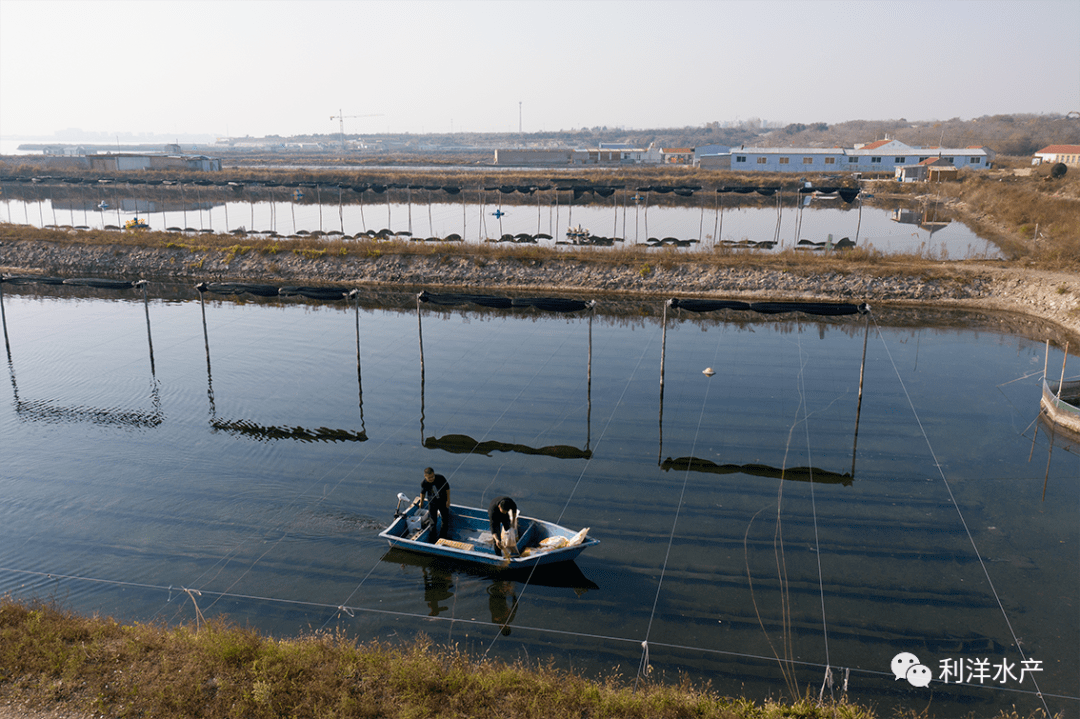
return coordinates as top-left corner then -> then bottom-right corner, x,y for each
379,494 -> 598,568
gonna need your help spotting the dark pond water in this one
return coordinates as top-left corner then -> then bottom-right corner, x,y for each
0,283 -> 1074,717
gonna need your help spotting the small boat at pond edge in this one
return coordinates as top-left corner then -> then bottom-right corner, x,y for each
1040,377 -> 1080,434
379,494 -> 598,568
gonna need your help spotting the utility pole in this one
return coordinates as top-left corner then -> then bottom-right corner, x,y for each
330,109 -> 383,152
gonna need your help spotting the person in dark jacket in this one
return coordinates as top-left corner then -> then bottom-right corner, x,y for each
488,496 -> 519,557
420,467 -> 451,541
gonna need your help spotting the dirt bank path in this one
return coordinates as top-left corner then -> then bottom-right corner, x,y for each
2,239 -> 1078,342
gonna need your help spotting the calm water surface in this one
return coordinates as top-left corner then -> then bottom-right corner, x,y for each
0,285 -> 1074,716
3,192 -> 999,259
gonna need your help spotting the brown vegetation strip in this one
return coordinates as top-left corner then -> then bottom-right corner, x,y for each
0,598 -> 883,719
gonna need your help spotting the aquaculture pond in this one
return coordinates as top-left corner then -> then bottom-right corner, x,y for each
0,182 -> 1000,259
0,281 -> 1074,717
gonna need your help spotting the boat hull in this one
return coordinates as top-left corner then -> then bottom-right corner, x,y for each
1041,378 -> 1080,434
379,502 -> 597,568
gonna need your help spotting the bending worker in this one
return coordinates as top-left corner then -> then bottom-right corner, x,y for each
488,496 -> 519,557
420,467 -> 451,542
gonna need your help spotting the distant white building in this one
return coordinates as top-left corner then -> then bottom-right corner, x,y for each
495,142 -> 663,166
1033,145 -> 1080,166
728,139 -> 994,173
87,152 -> 222,172
894,157 -> 960,183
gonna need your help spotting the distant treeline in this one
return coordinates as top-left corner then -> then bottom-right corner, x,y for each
271,113 -> 1080,157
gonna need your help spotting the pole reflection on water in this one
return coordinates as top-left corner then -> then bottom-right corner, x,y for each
0,178 -> 1003,259
416,291 -> 594,460
1,278 -> 162,428
195,281 -> 367,442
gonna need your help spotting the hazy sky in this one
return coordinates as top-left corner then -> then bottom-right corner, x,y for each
1,0 -> 1078,140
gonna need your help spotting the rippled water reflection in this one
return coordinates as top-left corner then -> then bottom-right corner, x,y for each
0,284 -> 1074,716
2,190 -> 999,259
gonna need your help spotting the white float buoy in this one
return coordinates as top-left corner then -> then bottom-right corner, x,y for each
703,367 -> 715,376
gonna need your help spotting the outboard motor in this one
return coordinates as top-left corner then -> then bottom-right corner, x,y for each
394,493 -> 412,518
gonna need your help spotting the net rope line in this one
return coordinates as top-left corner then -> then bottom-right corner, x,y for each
7,294 -> 1067,708
869,315 -> 1053,717
312,304 -> 554,630
159,300 -> 408,624
330,308 -> 587,639
747,327 -> 842,699
180,307 -> 357,569
792,327 -> 834,702
3,563 -> 1072,705
486,308 -> 656,658
634,319 -> 720,688
5,287 -> 363,626
173,306 -> 350,597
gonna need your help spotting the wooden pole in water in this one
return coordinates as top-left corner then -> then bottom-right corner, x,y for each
717,193 -> 724,245
851,310 -> 870,477
643,191 -> 649,240
317,185 -> 324,233
773,191 -> 782,245
855,194 -> 863,245
417,293 -> 426,442
1044,339 -> 1050,382
614,191 -> 619,239
358,188 -> 366,233
354,290 -> 365,433
658,299 -> 668,464
141,282 -> 155,376
587,305 -> 593,451
713,190 -> 720,245
0,275 -> 9,359
554,188 -> 559,238
1057,342 -> 1069,400
621,190 -> 628,239
197,285 -> 216,417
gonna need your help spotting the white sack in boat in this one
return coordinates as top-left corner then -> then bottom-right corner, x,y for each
566,528 -> 589,547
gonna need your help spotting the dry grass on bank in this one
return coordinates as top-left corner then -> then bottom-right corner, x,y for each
2,162 -> 1077,275
0,598 -> 884,719
932,171 -> 1080,266
0,161 -> 848,197
0,221 -> 979,286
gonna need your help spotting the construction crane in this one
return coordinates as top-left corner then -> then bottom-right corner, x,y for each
330,109 -> 383,151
